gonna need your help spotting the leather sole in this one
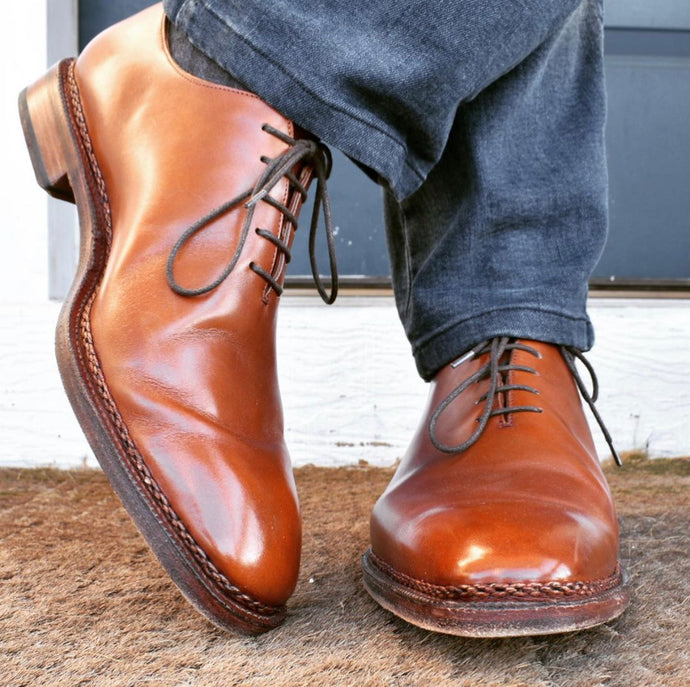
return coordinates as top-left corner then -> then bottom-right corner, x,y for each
19,59 -> 285,635
362,548 -> 630,637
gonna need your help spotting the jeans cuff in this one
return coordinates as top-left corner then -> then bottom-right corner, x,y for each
412,306 -> 595,381
163,0 -> 425,201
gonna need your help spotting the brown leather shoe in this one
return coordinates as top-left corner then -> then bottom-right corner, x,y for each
19,4 -> 336,634
362,338 -> 629,636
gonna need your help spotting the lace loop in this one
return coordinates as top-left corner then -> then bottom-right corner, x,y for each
166,124 -> 338,302
429,337 -> 621,465
560,346 -> 622,466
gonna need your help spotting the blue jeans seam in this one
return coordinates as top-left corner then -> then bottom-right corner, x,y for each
194,0 -> 426,188
399,207 -> 413,322
410,304 -> 591,354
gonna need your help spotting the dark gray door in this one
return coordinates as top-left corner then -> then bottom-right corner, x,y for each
80,0 -> 690,287
600,1 -> 690,285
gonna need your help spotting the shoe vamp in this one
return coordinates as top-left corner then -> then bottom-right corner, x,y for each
372,422 -> 618,586
94,353 -> 300,605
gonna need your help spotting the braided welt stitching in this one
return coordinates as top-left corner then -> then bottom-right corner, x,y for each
66,62 -> 278,618
370,551 -> 622,602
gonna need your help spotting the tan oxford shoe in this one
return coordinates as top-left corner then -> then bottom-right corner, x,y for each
19,3 -> 336,634
362,338 -> 629,636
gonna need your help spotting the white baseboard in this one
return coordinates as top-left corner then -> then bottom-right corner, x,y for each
1,296 -> 688,469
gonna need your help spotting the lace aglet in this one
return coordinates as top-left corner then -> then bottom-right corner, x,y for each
597,416 -> 623,467
451,350 -> 475,368
601,425 -> 623,467
246,189 -> 268,207
451,340 -> 491,368
596,416 -> 623,468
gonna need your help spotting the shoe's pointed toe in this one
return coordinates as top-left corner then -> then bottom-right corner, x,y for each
372,494 -> 618,588
139,425 -> 302,608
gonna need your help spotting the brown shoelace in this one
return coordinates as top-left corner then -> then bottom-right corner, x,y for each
166,124 -> 338,303
428,336 -> 622,465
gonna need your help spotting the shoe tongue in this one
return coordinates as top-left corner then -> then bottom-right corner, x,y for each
501,338 -> 517,364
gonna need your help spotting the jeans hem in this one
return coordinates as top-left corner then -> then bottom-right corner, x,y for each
165,0 -> 426,200
412,306 -> 594,381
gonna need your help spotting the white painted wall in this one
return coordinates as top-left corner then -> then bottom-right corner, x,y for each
1,3 -> 48,303
0,2 -> 688,471
2,296 -> 689,469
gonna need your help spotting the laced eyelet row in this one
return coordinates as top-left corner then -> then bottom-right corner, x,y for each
166,124 -> 338,303
429,336 -> 621,465
429,338 -> 542,454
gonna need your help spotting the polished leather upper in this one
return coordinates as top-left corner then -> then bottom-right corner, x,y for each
370,340 -> 619,587
74,5 -> 304,606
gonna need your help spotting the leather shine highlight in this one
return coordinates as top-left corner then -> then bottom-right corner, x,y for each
370,341 -> 620,589
74,6 -> 304,607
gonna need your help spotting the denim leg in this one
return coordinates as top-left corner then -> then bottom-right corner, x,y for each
163,0 -> 608,380
163,0 -> 588,200
385,0 -> 608,379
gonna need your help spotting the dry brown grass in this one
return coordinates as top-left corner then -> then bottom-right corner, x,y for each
1,457 -> 688,686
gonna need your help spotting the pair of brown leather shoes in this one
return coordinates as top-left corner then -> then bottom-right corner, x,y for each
19,4 -> 628,636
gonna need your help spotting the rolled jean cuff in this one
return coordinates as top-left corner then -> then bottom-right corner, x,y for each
412,306 -> 595,381
162,0 -> 425,200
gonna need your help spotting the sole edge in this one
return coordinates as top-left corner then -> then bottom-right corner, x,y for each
361,548 -> 630,638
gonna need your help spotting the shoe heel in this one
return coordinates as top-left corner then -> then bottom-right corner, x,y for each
18,60 -> 77,203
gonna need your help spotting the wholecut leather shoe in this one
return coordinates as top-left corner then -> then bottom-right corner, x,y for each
362,338 -> 629,637
19,3 -> 336,634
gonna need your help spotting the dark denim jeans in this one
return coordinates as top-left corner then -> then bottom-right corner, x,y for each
163,0 -> 608,379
